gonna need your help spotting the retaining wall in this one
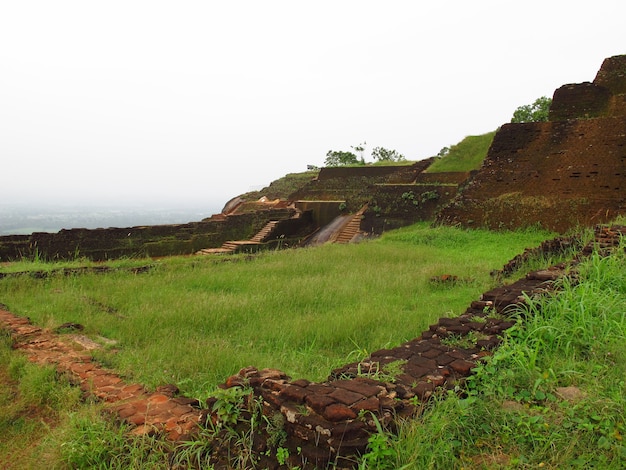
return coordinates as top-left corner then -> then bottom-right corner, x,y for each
0,208 -> 297,261
437,55 -> 626,233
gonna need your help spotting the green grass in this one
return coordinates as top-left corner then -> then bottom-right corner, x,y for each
0,332 -> 84,469
0,223 -> 551,399
238,170 -> 319,201
0,255 -> 154,274
386,246 -> 626,469
0,222 -> 573,468
3,221 -> 623,468
426,131 -> 497,173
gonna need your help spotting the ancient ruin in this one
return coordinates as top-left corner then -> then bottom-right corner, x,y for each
437,55 -> 626,232
0,160 -> 462,261
1,56 -> 625,261
2,224 -> 622,468
2,55 -> 626,467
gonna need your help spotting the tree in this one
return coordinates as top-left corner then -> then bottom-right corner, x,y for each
511,96 -> 552,123
436,147 -> 450,158
351,141 -> 367,164
371,146 -> 406,162
324,150 -> 360,166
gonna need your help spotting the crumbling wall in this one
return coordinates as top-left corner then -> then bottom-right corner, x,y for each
437,55 -> 626,233
362,184 -> 459,234
0,208 -> 296,261
202,227 -> 605,469
549,82 -> 611,121
594,55 -> 626,95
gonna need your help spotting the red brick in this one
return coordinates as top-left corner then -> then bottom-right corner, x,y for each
278,384 -> 308,403
322,403 -> 357,422
449,359 -> 476,375
329,388 -> 364,405
332,379 -> 383,398
351,396 -> 380,413
148,394 -> 170,405
305,394 -> 336,414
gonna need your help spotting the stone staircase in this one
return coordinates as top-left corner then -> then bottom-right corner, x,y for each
333,205 -> 367,244
249,220 -> 279,243
196,220 -> 280,255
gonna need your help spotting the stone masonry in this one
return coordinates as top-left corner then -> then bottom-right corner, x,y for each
437,55 -> 626,233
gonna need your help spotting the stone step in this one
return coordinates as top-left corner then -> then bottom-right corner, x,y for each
249,221 -> 279,243
335,204 -> 368,244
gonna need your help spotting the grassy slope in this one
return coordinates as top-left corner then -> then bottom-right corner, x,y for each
425,130 -> 497,173
390,248 -> 626,469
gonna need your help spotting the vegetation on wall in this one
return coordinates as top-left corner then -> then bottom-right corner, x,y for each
426,130 -> 497,173
389,243 -> 626,468
238,170 -> 319,202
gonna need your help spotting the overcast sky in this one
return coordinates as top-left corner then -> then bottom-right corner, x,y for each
1,1 -> 624,214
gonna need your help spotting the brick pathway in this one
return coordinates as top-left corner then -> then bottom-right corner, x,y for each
0,310 -> 200,440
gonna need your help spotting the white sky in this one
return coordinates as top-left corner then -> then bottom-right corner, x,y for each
1,1 -> 624,213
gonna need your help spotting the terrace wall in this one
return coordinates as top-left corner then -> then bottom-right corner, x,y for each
437,55 -> 626,233
0,208 -> 296,261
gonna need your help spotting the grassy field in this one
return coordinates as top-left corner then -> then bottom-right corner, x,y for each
0,223 -> 552,399
6,221 -> 624,468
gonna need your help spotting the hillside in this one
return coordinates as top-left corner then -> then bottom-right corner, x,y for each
425,130 -> 497,173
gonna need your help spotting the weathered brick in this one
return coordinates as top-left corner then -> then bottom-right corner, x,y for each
412,380 -> 435,399
351,396 -> 380,413
330,419 -> 368,439
449,359 -> 476,375
323,403 -> 357,422
329,387 -> 365,405
305,394 -> 336,414
278,384 -> 308,403
332,379 -> 383,398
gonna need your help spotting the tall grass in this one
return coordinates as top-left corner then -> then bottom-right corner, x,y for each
389,246 -> 626,468
0,223 -> 552,399
0,332 -> 84,469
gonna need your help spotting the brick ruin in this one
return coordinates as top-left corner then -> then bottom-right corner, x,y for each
437,55 -> 626,233
2,56 -> 626,260
2,55 -> 626,467
8,225 -> 620,469
0,160 -> 462,261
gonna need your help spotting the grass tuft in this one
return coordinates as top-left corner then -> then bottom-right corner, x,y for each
388,244 -> 626,468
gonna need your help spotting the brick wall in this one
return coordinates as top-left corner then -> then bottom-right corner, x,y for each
437,55 -> 626,233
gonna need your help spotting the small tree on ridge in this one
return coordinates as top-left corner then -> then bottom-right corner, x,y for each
371,146 -> 405,162
324,150 -> 360,166
511,96 -> 552,123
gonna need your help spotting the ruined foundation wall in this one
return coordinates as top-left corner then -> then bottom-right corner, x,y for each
0,209 -> 296,261
437,55 -> 626,233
